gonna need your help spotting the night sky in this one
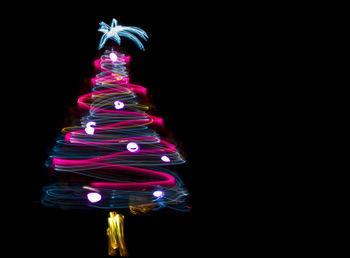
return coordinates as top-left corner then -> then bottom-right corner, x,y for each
2,6 -> 225,258
2,3 -> 289,257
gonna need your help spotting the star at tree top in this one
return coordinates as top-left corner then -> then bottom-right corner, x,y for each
98,18 -> 148,51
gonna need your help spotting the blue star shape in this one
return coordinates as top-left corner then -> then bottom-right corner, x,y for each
98,18 -> 148,50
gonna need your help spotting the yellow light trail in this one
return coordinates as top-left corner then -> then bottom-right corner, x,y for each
107,211 -> 128,257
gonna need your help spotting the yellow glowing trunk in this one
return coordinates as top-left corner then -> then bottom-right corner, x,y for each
107,211 -> 128,256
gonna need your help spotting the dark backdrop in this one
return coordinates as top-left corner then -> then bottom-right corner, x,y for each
2,3 -> 289,257
3,6 -> 232,258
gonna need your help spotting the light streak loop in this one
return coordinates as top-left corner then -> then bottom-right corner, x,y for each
41,50 -> 188,213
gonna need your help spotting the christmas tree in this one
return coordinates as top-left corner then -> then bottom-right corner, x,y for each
41,18 -> 189,256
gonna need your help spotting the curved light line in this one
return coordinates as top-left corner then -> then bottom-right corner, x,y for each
42,49 -> 187,211
52,160 -> 176,190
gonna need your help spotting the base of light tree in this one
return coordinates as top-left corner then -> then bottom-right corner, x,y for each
107,211 -> 128,256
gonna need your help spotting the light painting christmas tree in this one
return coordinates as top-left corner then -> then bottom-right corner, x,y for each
41,18 -> 189,256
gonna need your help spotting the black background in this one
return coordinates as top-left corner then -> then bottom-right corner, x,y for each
2,5 -> 237,258
2,3 -> 296,257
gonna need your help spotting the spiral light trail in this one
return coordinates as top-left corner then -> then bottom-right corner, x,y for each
41,50 -> 188,212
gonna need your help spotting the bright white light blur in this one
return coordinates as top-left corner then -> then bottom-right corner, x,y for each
126,142 -> 139,152
85,121 -> 96,135
161,155 -> 171,163
153,190 -> 165,198
109,52 -> 118,62
87,192 -> 102,203
114,100 -> 125,110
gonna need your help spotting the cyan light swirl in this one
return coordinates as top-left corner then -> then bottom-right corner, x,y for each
41,50 -> 188,212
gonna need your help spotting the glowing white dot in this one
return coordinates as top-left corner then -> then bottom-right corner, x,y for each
127,142 -> 139,152
109,52 -> 118,62
153,190 -> 165,198
114,100 -> 125,110
161,155 -> 171,163
87,192 -> 102,203
85,121 -> 96,135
